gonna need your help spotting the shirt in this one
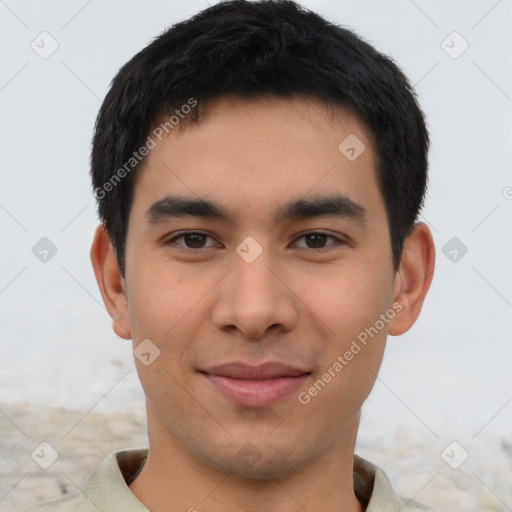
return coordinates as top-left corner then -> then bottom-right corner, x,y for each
20,449 -> 445,511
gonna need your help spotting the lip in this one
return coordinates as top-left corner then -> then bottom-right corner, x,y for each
200,362 -> 311,408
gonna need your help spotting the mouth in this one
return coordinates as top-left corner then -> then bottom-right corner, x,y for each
199,362 -> 311,408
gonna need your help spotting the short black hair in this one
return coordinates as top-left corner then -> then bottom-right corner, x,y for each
91,0 -> 429,276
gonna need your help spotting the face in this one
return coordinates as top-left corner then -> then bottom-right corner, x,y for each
121,96 -> 400,478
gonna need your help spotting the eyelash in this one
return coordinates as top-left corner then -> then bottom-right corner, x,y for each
164,230 -> 346,253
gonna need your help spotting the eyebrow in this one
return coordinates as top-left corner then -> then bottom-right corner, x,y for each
145,193 -> 367,225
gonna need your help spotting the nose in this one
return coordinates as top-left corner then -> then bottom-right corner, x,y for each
211,241 -> 300,340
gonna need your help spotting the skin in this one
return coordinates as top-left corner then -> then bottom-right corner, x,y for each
91,95 -> 435,512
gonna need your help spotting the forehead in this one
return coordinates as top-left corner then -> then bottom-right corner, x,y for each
131,95 -> 383,226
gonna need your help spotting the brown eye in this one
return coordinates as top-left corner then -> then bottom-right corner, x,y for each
304,233 -> 328,248
166,231 -> 216,250
293,231 -> 342,250
182,233 -> 207,248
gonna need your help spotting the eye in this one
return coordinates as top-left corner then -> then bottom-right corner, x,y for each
165,231 -> 218,250
164,230 -> 346,252
292,231 -> 345,251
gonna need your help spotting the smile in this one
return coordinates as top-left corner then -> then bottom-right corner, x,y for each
199,362 -> 311,408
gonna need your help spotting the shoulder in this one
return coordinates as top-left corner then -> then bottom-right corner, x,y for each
395,496 -> 448,511
15,449 -> 149,512
17,492 -> 83,512
354,455 -> 448,512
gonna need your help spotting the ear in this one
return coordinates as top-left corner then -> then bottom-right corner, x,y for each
388,222 -> 435,336
90,225 -> 132,340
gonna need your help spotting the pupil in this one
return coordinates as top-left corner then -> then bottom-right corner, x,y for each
186,234 -> 205,248
307,233 -> 326,248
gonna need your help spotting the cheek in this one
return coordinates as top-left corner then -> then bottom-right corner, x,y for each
126,257 -> 190,339
304,265 -> 392,408
126,262 -> 221,382
298,262 -> 394,342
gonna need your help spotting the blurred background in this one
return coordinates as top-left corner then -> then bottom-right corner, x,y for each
1,0 -> 511,510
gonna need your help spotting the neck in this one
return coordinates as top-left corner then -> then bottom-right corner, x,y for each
130,410 -> 364,512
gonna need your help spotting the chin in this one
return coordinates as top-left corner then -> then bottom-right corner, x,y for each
194,440 -> 315,480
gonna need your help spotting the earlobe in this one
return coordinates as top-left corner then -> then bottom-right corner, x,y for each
90,225 -> 132,340
388,222 -> 435,336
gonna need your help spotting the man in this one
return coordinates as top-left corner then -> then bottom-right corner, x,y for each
22,0 -> 440,510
